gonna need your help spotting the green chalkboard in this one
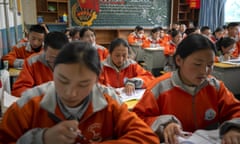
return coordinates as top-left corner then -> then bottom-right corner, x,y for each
70,0 -> 171,28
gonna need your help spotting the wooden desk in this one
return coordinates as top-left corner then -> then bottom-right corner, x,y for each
212,63 -> 240,95
125,100 -> 139,110
8,68 -> 21,89
8,68 -> 21,77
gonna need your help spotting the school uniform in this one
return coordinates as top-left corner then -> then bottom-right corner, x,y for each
127,32 -> 146,46
0,83 -> 160,144
11,52 -> 52,97
95,44 -> 109,61
99,57 -> 155,88
142,36 -> 165,48
133,71 -> 240,135
2,41 -> 43,68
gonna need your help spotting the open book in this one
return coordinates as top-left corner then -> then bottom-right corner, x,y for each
177,129 -> 221,144
221,59 -> 240,65
115,88 -> 145,102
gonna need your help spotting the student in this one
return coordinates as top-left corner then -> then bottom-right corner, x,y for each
11,31 -> 69,97
164,30 -> 182,56
211,27 -> 224,42
99,38 -> 155,95
163,30 -> 182,71
0,41 -> 160,144
79,27 -> 109,61
127,25 -> 146,46
69,27 -> 81,41
142,27 -> 165,48
215,37 -> 236,62
179,24 -> 187,38
200,26 -> 212,41
227,22 -> 240,58
2,24 -> 46,68
133,34 -> 240,144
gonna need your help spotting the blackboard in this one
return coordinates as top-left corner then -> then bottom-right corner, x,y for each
70,0 -> 171,28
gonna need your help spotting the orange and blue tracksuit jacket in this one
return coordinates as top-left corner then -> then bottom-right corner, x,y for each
127,32 -> 146,46
99,57 -> 155,88
133,71 -> 240,136
95,44 -> 109,61
163,40 -> 177,56
11,52 -> 52,97
142,36 -> 166,48
231,40 -> 240,58
0,83 -> 160,144
2,41 -> 43,68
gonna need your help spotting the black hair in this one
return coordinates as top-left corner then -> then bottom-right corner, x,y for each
200,26 -> 210,33
213,27 -> 223,36
79,27 -> 95,38
215,37 -> 236,52
171,30 -> 181,38
135,25 -> 144,32
54,41 -> 101,76
185,27 -> 197,35
173,34 -> 216,65
29,24 -> 46,34
227,22 -> 239,29
44,31 -> 69,51
151,27 -> 160,33
69,27 -> 81,37
109,38 -> 130,54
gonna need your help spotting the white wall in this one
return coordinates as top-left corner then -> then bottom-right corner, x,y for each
0,0 -> 23,29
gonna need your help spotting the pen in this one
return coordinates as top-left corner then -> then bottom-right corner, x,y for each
69,127 -> 86,140
180,131 -> 192,137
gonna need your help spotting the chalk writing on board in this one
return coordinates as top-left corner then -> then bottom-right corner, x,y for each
70,0 -> 170,27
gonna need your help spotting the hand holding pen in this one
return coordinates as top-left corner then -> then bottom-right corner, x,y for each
43,120 -> 84,144
163,122 -> 185,144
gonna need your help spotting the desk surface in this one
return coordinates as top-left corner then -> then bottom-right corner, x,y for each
8,68 -> 21,77
125,100 -> 139,110
214,62 -> 240,68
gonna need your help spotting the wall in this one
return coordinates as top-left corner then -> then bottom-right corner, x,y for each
0,0 -> 23,57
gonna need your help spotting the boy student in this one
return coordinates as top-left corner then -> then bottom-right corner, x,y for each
11,31 -> 69,97
227,22 -> 240,58
2,24 -> 47,68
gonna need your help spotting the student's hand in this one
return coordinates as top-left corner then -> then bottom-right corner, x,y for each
223,53 -> 231,61
124,84 -> 135,96
43,120 -> 80,144
163,122 -> 182,144
221,129 -> 240,144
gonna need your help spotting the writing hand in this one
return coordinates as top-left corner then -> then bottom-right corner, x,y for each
43,120 -> 80,144
163,122 -> 182,144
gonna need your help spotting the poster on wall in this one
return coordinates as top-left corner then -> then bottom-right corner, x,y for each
70,0 -> 170,28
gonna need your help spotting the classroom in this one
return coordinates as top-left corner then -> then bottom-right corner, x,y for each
0,0 -> 240,143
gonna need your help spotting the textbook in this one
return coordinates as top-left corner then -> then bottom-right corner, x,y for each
221,59 -> 240,65
177,129 -> 221,144
115,88 -> 145,102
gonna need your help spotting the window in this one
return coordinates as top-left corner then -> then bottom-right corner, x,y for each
225,0 -> 240,23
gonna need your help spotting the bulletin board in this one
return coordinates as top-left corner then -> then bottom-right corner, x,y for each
70,0 -> 171,28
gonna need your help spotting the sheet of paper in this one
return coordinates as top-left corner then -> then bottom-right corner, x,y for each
116,88 -> 145,102
2,91 -> 19,114
177,129 -> 220,144
144,47 -> 164,51
221,58 -> 240,65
